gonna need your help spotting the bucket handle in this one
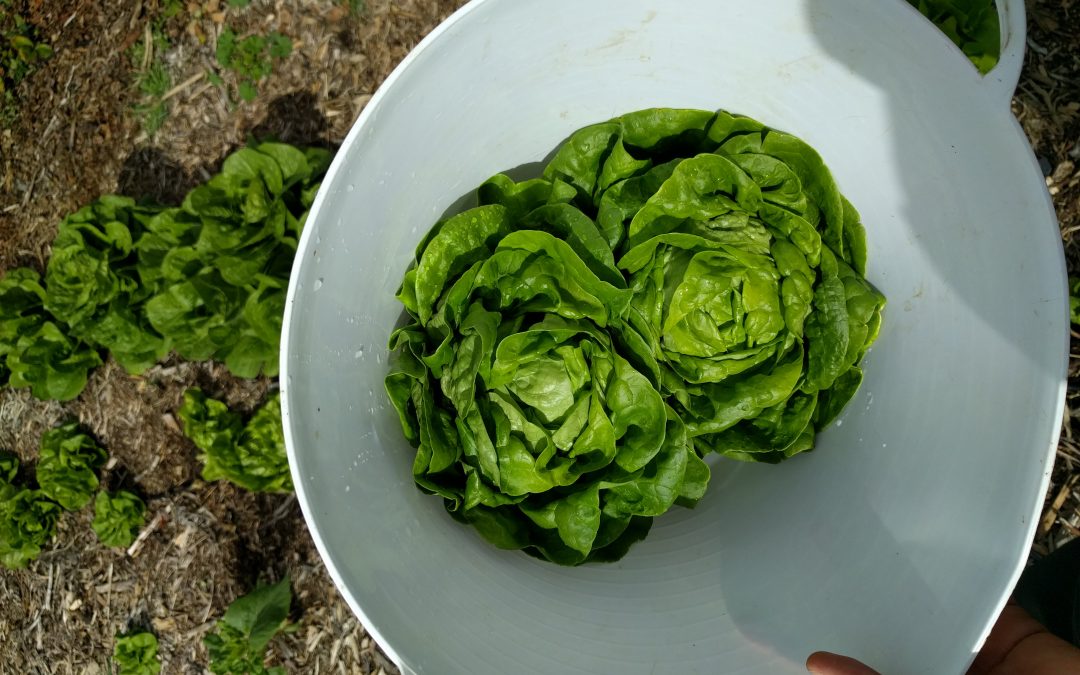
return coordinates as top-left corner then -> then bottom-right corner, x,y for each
982,0 -> 1026,105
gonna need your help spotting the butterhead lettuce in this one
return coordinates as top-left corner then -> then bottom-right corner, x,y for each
387,108 -> 885,564
0,267 -> 101,401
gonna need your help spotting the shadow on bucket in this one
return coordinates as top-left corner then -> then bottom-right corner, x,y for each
710,1 -> 1065,673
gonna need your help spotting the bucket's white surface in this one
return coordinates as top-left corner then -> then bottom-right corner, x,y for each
281,1 -> 1067,673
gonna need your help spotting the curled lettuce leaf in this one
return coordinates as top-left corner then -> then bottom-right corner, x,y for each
387,108 -> 885,564
92,490 -> 147,548
0,486 -> 61,569
45,196 -> 168,374
909,0 -> 1000,75
37,423 -> 108,511
138,143 -> 330,377
0,268 -> 101,401
178,389 -> 292,493
0,452 -> 17,483
233,392 -> 291,492
0,141 -> 329,402
0,268 -> 47,383
113,631 -> 161,675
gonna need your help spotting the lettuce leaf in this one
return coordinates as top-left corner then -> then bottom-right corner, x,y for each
37,423 -> 108,511
0,268 -> 102,401
203,576 -> 291,675
44,196 -> 168,375
386,108 -> 885,564
0,487 -> 61,569
113,631 -> 161,675
178,389 -> 292,493
92,490 -> 147,548
0,142 -> 328,403
909,0 -> 1001,74
137,142 -> 329,378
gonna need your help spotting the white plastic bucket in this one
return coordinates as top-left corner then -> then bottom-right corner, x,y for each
281,1 -> 1067,673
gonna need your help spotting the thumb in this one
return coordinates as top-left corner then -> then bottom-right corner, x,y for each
806,651 -> 882,675
967,602 -> 1080,675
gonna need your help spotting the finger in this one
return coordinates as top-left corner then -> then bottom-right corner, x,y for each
968,603 -> 1080,675
967,604 -> 1046,675
806,651 -> 882,675
996,631 -> 1080,674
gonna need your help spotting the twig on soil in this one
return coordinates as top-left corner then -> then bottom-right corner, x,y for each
1042,475 -> 1078,533
27,613 -> 41,649
44,563 -> 54,613
61,66 -> 77,104
134,452 -> 163,484
105,561 -> 113,622
162,72 -> 206,102
1060,439 -> 1080,463
94,580 -> 133,595
42,115 -> 60,141
307,626 -> 325,654
330,636 -> 342,668
142,23 -> 153,71
201,578 -> 215,623
187,81 -> 216,102
185,619 -> 217,641
268,494 -> 297,525
20,167 -> 44,208
127,512 -> 167,558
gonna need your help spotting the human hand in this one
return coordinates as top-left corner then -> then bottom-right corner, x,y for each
805,601 -> 1080,674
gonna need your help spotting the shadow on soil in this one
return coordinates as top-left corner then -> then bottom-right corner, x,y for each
117,148 -> 199,206
250,91 -> 337,151
118,91 -> 338,207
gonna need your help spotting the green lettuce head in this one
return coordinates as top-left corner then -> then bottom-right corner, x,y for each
386,108 -> 884,564
0,487 -> 61,569
37,423 -> 108,511
0,268 -> 101,401
44,195 -> 168,374
138,143 -> 332,378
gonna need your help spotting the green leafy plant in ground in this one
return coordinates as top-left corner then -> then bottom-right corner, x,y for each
0,452 -> 16,483
0,485 -> 61,569
129,23 -> 173,136
0,12 -> 53,127
0,141 -> 330,403
162,0 -> 184,19
907,0 -> 1000,74
0,268 -> 101,401
140,143 -> 330,377
93,490 -> 147,548
135,62 -> 171,136
0,425 -> 139,567
204,576 -> 292,675
113,631 -> 161,675
178,389 -> 291,493
215,28 -> 292,102
46,196 -> 168,374
37,423 -> 108,511
1070,277 -> 1080,325
0,452 -> 61,569
387,108 -> 885,564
